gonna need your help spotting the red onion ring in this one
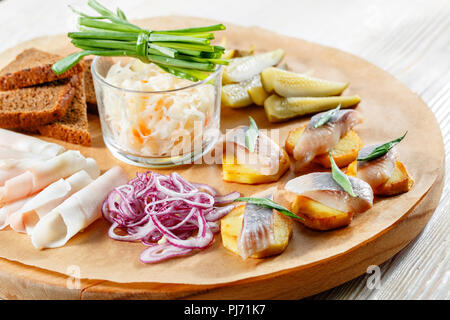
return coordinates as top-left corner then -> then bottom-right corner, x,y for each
102,171 -> 240,263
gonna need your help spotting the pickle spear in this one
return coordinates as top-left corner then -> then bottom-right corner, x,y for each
221,76 -> 261,108
261,67 -> 349,97
223,49 -> 285,84
264,94 -> 361,123
247,75 -> 269,106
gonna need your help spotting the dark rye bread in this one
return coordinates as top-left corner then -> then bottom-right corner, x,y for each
38,76 -> 91,146
0,75 -> 78,130
81,58 -> 98,114
0,48 -> 83,91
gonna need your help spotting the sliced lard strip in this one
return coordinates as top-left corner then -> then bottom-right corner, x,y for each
224,126 -> 282,175
0,146 -> 58,186
0,146 -> 48,161
31,166 -> 128,249
0,158 -> 44,186
0,128 -> 65,158
285,172 -> 373,214
293,110 -> 363,168
8,169 -> 99,234
356,144 -> 397,189
237,199 -> 275,259
0,197 -> 31,230
0,150 -> 99,204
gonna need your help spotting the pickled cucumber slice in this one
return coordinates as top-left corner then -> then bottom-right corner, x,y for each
247,75 -> 269,106
264,94 -> 361,123
222,49 -> 285,84
261,67 -> 349,97
221,76 -> 260,108
222,49 -> 237,59
248,85 -> 269,106
234,48 -> 255,57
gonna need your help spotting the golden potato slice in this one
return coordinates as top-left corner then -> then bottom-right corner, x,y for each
274,190 -> 353,231
220,204 -> 293,258
346,159 -> 358,177
285,125 -> 363,168
222,148 -> 290,184
284,126 -> 307,155
346,160 -> 414,196
291,195 -> 353,231
376,161 -> 414,195
314,131 -> 364,168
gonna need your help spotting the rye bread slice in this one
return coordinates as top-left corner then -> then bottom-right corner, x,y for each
81,58 -> 98,114
0,74 -> 78,130
38,76 -> 91,146
0,48 -> 83,91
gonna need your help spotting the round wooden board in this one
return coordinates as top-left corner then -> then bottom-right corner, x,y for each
0,17 -> 445,299
0,171 -> 443,300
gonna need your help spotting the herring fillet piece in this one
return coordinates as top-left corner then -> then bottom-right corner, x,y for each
8,169 -> 99,234
293,109 -> 363,169
0,128 -> 65,158
31,166 -> 129,249
0,150 -> 98,204
237,202 -> 275,259
285,172 -> 373,213
224,125 -> 282,175
357,144 -> 397,189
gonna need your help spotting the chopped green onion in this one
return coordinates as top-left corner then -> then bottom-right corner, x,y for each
153,24 -> 226,34
52,0 -> 227,81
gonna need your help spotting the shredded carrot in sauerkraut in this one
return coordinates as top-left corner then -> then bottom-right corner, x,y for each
102,60 -> 215,157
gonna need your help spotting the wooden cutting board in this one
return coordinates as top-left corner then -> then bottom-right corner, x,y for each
0,17 -> 445,299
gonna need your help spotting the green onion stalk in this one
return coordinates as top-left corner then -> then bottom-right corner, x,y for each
52,0 -> 228,82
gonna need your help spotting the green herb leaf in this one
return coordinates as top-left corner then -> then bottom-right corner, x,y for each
245,116 -> 259,153
234,197 -> 304,221
357,132 -> 407,162
329,152 -> 356,197
313,104 -> 341,128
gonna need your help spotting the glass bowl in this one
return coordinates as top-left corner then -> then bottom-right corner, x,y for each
91,56 -> 222,168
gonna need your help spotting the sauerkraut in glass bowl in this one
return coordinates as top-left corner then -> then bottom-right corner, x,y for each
91,56 -> 222,167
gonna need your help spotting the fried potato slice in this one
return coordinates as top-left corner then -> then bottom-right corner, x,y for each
274,190 -> 353,231
220,204 -> 292,258
285,125 -> 363,168
222,148 -> 290,184
346,160 -> 414,196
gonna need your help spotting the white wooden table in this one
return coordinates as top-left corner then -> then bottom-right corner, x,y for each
0,0 -> 448,300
